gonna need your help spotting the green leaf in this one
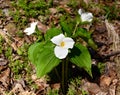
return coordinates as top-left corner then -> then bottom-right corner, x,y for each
73,28 -> 97,50
28,41 -> 61,78
45,28 -> 61,40
60,21 -> 73,36
69,43 -> 92,77
36,43 -> 61,78
88,38 -> 98,50
28,42 -> 44,65
73,28 -> 91,41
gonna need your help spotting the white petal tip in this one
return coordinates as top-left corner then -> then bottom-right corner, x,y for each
78,9 -> 82,15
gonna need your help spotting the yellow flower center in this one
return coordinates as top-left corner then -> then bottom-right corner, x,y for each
60,41 -> 65,47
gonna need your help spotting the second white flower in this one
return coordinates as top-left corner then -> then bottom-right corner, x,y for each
78,9 -> 93,22
24,21 -> 38,35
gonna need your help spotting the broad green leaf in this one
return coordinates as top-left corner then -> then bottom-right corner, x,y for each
73,28 -> 91,41
69,43 -> 92,77
36,43 -> 61,78
73,28 -> 97,50
45,28 -> 61,40
29,41 -> 61,78
60,21 -> 73,36
28,42 -> 44,65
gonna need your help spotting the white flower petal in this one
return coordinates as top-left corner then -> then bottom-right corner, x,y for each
51,34 -> 65,45
81,13 -> 93,22
63,37 -> 75,49
30,22 -> 38,28
24,21 -> 38,35
54,46 -> 68,59
24,27 -> 34,35
78,9 -> 83,15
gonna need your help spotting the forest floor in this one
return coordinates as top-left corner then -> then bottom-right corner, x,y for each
0,0 -> 120,95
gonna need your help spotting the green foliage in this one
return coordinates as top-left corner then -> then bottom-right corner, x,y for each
7,43 -> 33,80
73,28 -> 97,50
9,60 -> 32,80
28,42 -> 44,65
60,21 -> 74,36
67,0 -> 79,8
28,41 -> 61,78
5,47 -> 12,58
97,62 -> 105,74
12,0 -> 48,17
47,89 -> 59,95
9,53 -> 32,79
28,17 -> 95,78
35,43 -> 60,77
45,28 -> 62,40
67,77 -> 88,95
0,35 -> 4,53
73,28 -> 91,40
103,4 -> 120,20
17,43 -> 30,56
10,0 -> 50,29
69,43 -> 92,77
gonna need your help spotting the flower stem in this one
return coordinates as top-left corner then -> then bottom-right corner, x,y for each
73,22 -> 79,35
61,60 -> 65,94
65,57 -> 68,87
61,58 -> 68,95
54,68 -> 61,81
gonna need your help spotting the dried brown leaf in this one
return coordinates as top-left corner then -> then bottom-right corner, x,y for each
37,21 -> 49,34
100,75 -> 112,87
0,68 -> 10,89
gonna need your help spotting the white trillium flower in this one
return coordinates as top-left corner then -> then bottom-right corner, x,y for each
24,22 -> 38,35
78,9 -> 93,22
51,34 -> 75,59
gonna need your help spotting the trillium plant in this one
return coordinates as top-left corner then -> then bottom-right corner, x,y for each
27,9 -> 97,94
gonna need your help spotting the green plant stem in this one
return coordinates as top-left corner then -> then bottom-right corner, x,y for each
61,58 -> 68,95
65,57 -> 68,87
54,68 -> 61,82
73,22 -> 79,35
61,59 -> 65,94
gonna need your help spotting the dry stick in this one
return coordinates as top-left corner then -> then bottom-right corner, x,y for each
103,51 -> 120,58
0,29 -> 17,51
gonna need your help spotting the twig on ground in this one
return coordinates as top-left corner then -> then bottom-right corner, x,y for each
103,51 -> 120,58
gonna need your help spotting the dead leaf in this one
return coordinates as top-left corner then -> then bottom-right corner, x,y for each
49,8 -> 58,14
4,23 -> 17,35
8,83 -> 24,95
100,75 -> 112,87
0,58 -> 8,66
87,83 -> 101,94
59,5 -> 71,14
8,83 -> 36,95
82,81 -> 101,94
31,74 -> 49,95
37,21 -> 49,34
83,0 -> 91,5
20,91 -> 36,95
0,68 -> 10,90
105,19 -> 120,51
51,83 -> 60,90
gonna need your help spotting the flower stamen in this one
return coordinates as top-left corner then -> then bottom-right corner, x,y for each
60,41 -> 65,47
